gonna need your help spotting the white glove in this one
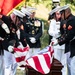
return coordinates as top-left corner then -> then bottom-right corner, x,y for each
0,37 -> 4,40
1,23 -> 10,34
51,39 -> 58,46
30,37 -> 36,43
8,45 -> 14,52
27,44 -> 30,47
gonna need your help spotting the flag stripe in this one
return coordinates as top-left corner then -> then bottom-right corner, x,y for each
17,61 -> 27,67
37,54 -> 50,73
43,52 -> 51,69
33,56 -> 45,73
16,56 -> 25,62
14,51 -> 28,57
14,47 -> 29,52
26,58 -> 36,69
26,46 -> 54,74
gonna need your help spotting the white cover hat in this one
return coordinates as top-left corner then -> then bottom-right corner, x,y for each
52,0 -> 60,2
49,6 -> 60,15
27,7 -> 37,13
21,6 -> 37,16
13,9 -> 25,18
21,7 -> 32,16
59,4 -> 69,12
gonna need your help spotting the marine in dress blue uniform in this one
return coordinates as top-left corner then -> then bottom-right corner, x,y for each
48,6 -> 67,75
23,7 -> 42,59
0,10 -> 25,75
52,5 -> 75,75
0,19 -> 10,75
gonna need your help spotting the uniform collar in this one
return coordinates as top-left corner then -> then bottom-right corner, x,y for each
66,14 -> 74,20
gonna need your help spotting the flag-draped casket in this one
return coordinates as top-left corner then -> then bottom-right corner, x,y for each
13,45 -> 63,75
13,45 -> 54,74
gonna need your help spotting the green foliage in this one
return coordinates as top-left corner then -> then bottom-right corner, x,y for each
26,0 -> 30,2
40,19 -> 49,49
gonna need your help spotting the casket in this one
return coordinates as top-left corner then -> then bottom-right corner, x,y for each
26,58 -> 63,75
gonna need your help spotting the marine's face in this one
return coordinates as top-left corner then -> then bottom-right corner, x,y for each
61,9 -> 68,20
10,13 -> 16,22
30,12 -> 35,18
65,9 -> 69,19
55,11 -> 61,20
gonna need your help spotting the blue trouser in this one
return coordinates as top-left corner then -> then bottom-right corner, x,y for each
4,50 -> 17,75
66,52 -> 71,75
0,55 -> 4,75
71,56 -> 75,75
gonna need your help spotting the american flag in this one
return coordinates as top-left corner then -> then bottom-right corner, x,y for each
0,0 -> 25,15
26,46 -> 54,74
13,45 -> 54,74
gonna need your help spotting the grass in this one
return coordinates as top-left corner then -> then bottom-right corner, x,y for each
16,69 -> 24,75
